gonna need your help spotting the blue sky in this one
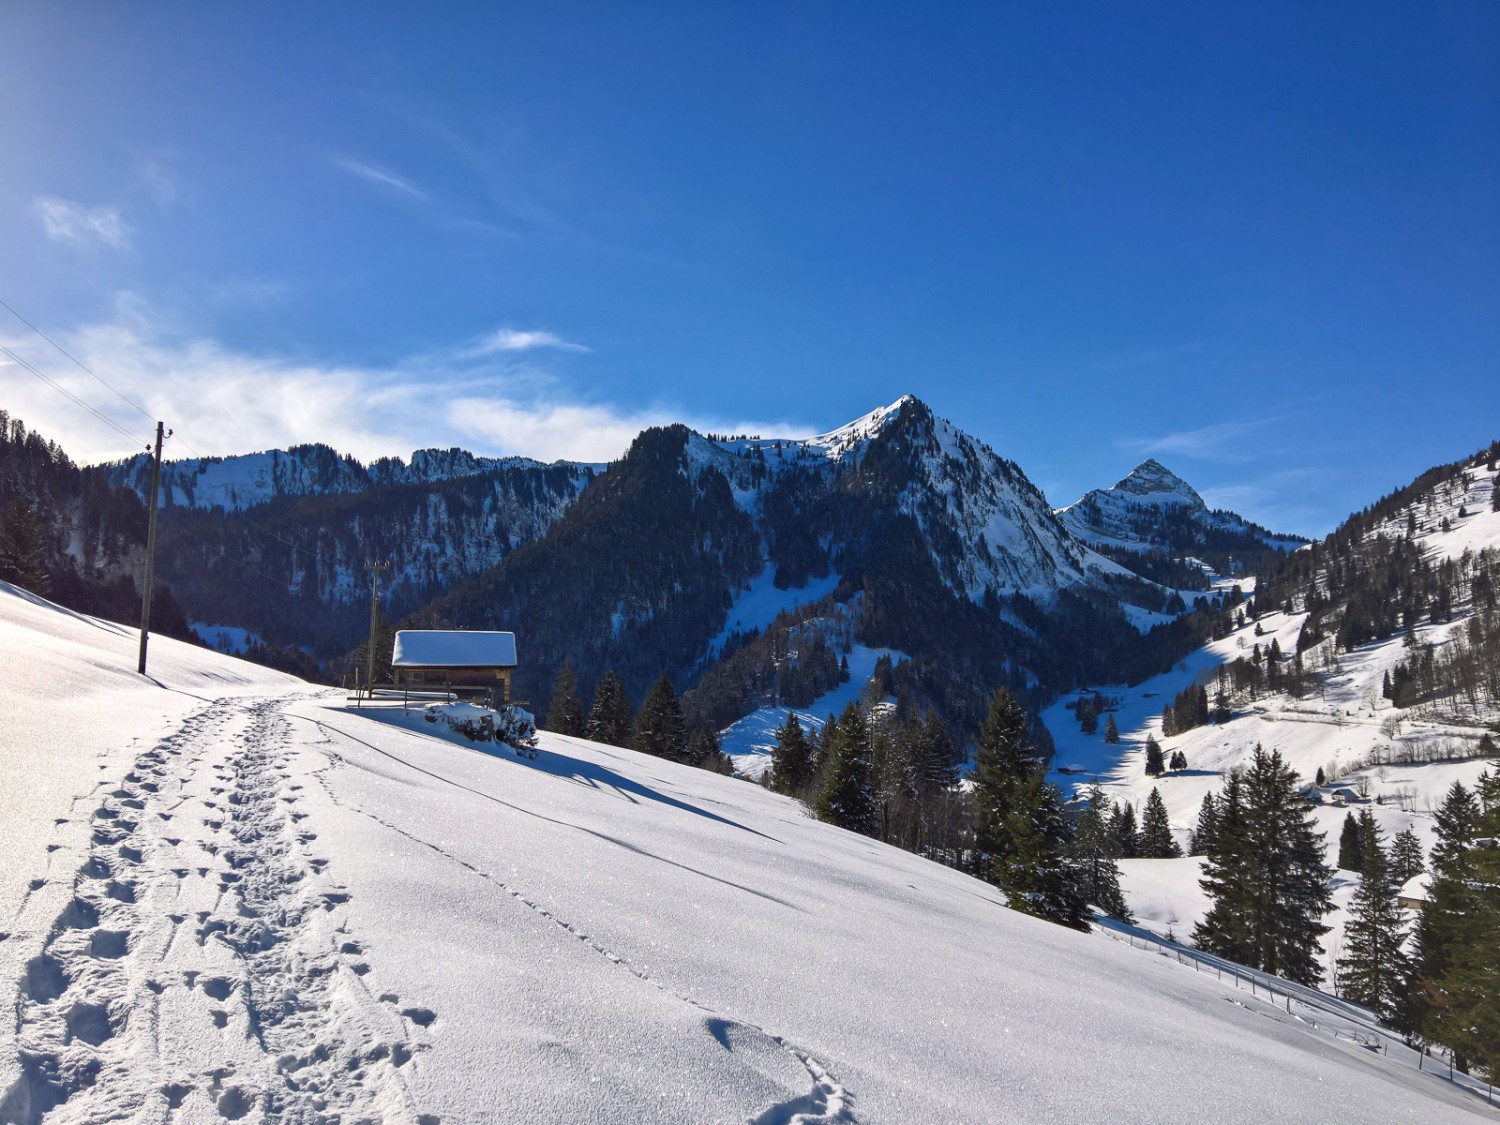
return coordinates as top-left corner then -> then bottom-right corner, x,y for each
1,2 -> 1496,535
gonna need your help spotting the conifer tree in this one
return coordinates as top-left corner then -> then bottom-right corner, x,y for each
0,499 -> 48,592
1111,802 -> 1141,859
1189,791 -> 1219,856
1070,786 -> 1133,923
1404,780 -> 1479,1051
586,670 -> 634,748
1103,713 -> 1119,744
816,703 -> 877,836
770,712 -> 815,795
996,771 -> 1090,932
634,674 -> 688,761
1441,770 -> 1500,1082
1337,812 -> 1364,871
1193,747 -> 1333,985
544,659 -> 587,737
1141,788 -> 1182,858
1144,735 -> 1164,777
1080,706 -> 1098,735
1337,816 -> 1409,1018
688,728 -> 733,774
915,707 -> 960,791
1389,827 -> 1424,886
1409,773 -> 1500,1078
968,687 -> 1035,877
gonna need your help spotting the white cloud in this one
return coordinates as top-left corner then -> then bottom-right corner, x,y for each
462,328 -> 590,356
1120,417 -> 1282,463
32,197 -> 132,249
330,157 -> 428,200
0,312 -> 805,469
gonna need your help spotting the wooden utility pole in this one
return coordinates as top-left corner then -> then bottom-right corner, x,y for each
137,421 -> 167,675
362,561 -> 391,703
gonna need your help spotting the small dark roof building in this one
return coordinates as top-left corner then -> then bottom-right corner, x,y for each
391,630 -> 518,702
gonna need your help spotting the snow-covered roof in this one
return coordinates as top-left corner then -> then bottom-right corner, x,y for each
392,630 -> 518,668
1398,872 -> 1432,903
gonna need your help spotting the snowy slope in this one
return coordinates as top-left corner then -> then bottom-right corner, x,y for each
719,643 -> 905,779
1046,458 -> 1500,973
1,583 -> 1495,1123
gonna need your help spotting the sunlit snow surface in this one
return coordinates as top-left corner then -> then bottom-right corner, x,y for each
0,582 -> 1493,1123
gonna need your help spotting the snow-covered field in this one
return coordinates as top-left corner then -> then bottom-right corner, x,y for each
3,584 -> 1497,1122
720,644 -> 904,780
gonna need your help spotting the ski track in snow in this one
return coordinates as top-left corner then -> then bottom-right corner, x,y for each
309,718 -> 859,1125
2,696 -> 438,1125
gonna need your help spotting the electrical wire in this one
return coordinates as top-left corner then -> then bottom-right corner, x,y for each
1,298 -> 357,571
0,297 -> 158,429
0,343 -> 151,449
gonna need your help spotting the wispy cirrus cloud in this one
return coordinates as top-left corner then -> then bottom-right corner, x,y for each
1119,417 -> 1285,464
32,197 -> 132,249
461,328 -> 591,357
330,156 -> 429,200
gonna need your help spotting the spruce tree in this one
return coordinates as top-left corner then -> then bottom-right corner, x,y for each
1421,773 -> 1500,1079
1144,735 -> 1164,777
996,770 -> 1090,932
1337,812 -> 1364,871
1189,791 -> 1220,856
1389,827 -> 1424,886
969,688 -> 1035,877
915,707 -> 960,791
1103,713 -> 1119,744
770,712 -> 815,795
816,702 -> 877,836
1193,747 -> 1333,985
634,674 -> 688,761
1140,788 -> 1182,858
1404,781 -> 1479,1051
0,499 -> 48,592
1111,802 -> 1141,859
1070,786 -> 1133,923
688,728 -> 733,774
544,659 -> 586,737
1337,816 -> 1409,1018
586,670 -> 634,748
1193,774 -> 1252,960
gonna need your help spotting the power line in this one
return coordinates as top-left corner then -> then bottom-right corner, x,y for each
0,343 -> 151,449
0,296 -> 157,428
0,299 -> 350,570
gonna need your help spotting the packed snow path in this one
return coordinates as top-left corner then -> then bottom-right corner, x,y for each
4,694 -> 429,1122
2,583 -> 1496,1123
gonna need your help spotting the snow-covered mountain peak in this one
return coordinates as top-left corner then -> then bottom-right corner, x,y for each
1111,459 -> 1205,507
1058,458 -> 1303,558
804,393 -> 920,460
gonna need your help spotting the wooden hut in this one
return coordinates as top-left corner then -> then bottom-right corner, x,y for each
391,630 -> 518,703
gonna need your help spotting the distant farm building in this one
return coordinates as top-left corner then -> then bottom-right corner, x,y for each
391,630 -> 518,703
1397,872 -> 1432,912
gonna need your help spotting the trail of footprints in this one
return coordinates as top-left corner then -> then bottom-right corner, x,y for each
5,699 -> 439,1124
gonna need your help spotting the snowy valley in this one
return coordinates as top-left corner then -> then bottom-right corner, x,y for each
1,580 -> 1492,1123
